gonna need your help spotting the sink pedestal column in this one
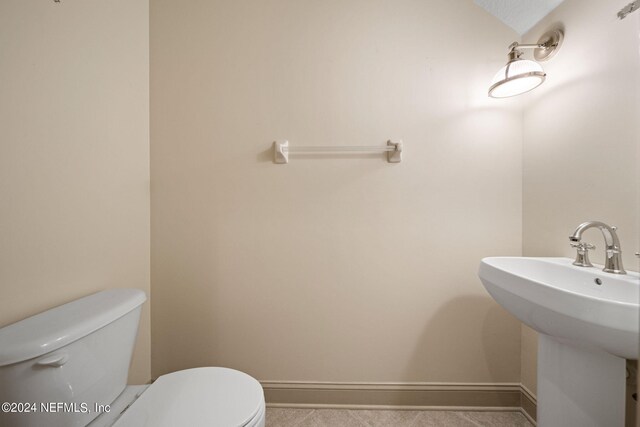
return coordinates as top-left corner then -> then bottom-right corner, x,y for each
538,334 -> 626,427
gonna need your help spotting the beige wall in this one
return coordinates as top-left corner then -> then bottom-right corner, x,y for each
0,1 -> 151,383
151,0 -> 523,384
3,0 -> 633,401
522,0 -> 640,396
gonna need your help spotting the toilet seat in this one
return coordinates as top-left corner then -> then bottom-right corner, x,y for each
112,367 -> 265,427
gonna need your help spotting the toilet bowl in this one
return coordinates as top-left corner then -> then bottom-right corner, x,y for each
105,368 -> 266,427
0,289 -> 265,427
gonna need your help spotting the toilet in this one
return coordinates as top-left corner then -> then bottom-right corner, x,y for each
0,289 -> 266,427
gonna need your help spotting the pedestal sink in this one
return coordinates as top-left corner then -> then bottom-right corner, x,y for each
479,257 -> 639,427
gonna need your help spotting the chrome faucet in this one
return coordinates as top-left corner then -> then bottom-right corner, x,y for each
569,221 -> 626,274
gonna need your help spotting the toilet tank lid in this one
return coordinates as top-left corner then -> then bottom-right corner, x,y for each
0,289 -> 146,367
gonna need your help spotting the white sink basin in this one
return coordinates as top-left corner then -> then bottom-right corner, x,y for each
479,257 -> 640,427
479,257 -> 639,359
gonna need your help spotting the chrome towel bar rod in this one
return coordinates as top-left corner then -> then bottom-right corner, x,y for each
273,140 -> 402,164
285,145 -> 397,152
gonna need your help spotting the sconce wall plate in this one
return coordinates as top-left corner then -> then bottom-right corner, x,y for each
534,29 -> 564,61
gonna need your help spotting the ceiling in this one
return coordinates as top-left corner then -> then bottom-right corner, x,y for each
474,0 -> 565,35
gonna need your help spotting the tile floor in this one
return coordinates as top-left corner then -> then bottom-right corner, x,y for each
265,408 -> 534,427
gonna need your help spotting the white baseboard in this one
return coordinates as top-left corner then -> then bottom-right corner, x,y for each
519,384 -> 537,425
267,402 -> 524,411
263,381 -> 522,408
262,381 -> 537,424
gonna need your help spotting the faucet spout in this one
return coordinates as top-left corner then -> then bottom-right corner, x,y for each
569,221 -> 625,274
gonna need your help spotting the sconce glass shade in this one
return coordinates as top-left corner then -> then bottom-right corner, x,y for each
488,58 -> 546,98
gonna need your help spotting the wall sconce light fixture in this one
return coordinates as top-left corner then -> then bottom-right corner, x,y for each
488,29 -> 563,98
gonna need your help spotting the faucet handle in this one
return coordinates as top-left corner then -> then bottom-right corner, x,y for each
571,241 -> 595,250
571,241 -> 595,267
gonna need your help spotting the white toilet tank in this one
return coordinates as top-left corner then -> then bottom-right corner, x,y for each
0,289 -> 146,427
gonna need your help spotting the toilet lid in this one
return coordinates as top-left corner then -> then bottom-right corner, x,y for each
113,367 -> 264,427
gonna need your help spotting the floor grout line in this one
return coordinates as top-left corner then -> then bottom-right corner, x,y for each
346,409 -> 374,427
292,408 -> 315,427
456,411 -> 486,427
